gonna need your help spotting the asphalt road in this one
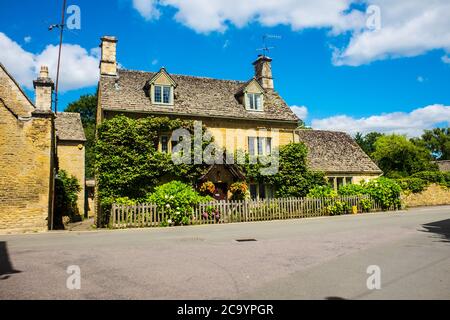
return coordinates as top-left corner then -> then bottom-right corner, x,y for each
1,206 -> 449,300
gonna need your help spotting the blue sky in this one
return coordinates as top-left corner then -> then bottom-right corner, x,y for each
1,0 -> 449,136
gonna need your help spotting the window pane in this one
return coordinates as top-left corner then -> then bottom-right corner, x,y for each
248,93 -> 254,109
255,94 -> 261,110
161,136 -> 168,153
266,138 -> 272,155
248,137 -> 255,155
257,137 -> 264,155
163,86 -> 170,104
250,184 -> 258,199
172,139 -> 179,153
259,183 -> 266,199
154,86 -> 162,103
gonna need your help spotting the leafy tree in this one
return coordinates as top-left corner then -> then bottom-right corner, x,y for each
372,134 -> 437,177
354,132 -> 384,157
65,94 -> 98,178
412,128 -> 450,160
65,94 -> 97,126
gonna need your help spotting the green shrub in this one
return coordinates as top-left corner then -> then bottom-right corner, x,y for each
54,170 -> 81,228
364,177 -> 402,210
240,143 -> 327,198
147,181 -> 212,226
411,171 -> 445,184
360,198 -> 373,212
338,184 -> 366,196
307,185 -> 337,198
396,177 -> 429,193
326,201 -> 349,216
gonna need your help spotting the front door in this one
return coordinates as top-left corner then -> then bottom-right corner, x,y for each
214,183 -> 228,200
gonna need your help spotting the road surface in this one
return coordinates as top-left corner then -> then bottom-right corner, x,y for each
1,206 -> 449,299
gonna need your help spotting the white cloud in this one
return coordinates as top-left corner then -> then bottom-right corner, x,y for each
311,104 -> 450,137
290,105 -> 308,120
24,36 -> 32,44
131,1 -> 450,66
0,32 -> 99,92
134,0 -> 365,34
333,0 -> 450,66
132,0 -> 161,20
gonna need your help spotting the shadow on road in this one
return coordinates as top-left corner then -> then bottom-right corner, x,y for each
0,241 -> 21,280
421,219 -> 450,243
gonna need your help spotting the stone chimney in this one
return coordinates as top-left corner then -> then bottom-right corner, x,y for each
33,66 -> 54,111
100,36 -> 118,76
253,55 -> 274,90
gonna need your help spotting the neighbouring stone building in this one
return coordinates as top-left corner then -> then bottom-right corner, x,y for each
55,112 -> 86,217
0,63 -> 55,232
296,130 -> 383,188
96,35 -> 382,212
0,63 -> 86,233
435,160 -> 450,172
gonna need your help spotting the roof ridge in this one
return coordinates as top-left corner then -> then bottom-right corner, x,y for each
118,68 -> 246,83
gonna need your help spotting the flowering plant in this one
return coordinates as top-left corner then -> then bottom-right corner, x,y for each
200,181 -> 216,196
229,182 -> 248,200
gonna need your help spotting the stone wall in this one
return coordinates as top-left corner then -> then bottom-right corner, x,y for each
57,141 -> 85,217
402,184 -> 450,207
0,106 -> 54,233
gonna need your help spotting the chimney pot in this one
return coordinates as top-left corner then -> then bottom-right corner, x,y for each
33,65 -> 54,111
100,36 -> 118,76
252,55 -> 274,90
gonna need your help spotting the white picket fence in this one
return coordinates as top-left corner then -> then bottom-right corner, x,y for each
110,195 -> 389,229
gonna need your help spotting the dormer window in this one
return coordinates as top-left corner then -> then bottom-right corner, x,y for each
237,79 -> 265,112
153,85 -> 172,105
148,67 -> 177,106
246,93 -> 263,111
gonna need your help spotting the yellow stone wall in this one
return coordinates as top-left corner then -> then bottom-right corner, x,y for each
0,105 -> 54,233
57,141 -> 85,217
402,184 -> 450,207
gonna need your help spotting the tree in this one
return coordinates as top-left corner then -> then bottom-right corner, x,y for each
65,94 -> 97,178
413,128 -> 450,160
372,134 -> 437,177
355,132 -> 384,158
65,94 -> 97,126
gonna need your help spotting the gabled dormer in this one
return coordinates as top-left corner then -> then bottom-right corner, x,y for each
146,67 -> 177,106
235,78 -> 265,112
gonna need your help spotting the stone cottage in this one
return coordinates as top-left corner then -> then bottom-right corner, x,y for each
96,35 -> 381,206
0,63 -> 86,232
55,112 -> 86,217
0,63 -> 55,232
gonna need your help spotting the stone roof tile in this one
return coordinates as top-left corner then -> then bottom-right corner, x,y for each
297,130 -> 382,174
55,112 -> 86,142
99,69 -> 299,122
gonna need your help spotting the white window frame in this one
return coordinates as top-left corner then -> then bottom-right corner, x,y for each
152,84 -> 173,105
250,183 -> 274,200
245,93 -> 263,111
248,137 -> 272,156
